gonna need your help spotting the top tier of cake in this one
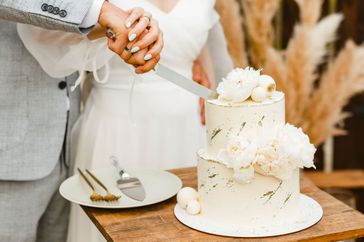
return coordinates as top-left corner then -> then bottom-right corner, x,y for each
205,91 -> 285,159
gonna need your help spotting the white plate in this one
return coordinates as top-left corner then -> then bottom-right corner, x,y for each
60,168 -> 182,209
174,194 -> 323,237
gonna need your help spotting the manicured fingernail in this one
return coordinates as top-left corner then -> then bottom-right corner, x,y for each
144,54 -> 152,61
126,21 -> 132,28
129,33 -> 136,42
131,46 -> 140,53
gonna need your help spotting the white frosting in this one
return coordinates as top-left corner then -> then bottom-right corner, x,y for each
198,150 -> 300,225
206,91 -> 285,158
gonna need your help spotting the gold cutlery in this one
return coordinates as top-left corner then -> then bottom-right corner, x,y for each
77,168 -> 103,202
85,169 -> 121,202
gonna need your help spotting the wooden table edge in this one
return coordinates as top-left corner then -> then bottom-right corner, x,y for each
81,167 -> 364,242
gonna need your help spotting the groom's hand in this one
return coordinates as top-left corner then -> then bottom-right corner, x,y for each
98,1 -> 129,56
98,2 -> 163,73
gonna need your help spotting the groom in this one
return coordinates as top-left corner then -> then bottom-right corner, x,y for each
0,1 -> 162,241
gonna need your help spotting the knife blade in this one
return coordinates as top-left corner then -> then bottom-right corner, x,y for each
155,64 -> 218,100
110,156 -> 146,202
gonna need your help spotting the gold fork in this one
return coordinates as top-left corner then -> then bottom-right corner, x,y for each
77,168 -> 103,202
85,169 -> 121,202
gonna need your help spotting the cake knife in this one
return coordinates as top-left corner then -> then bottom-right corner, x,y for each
155,64 -> 218,100
110,156 -> 146,202
105,29 -> 216,99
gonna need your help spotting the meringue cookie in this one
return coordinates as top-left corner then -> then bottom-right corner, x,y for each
177,187 -> 199,209
251,86 -> 267,102
186,200 -> 201,215
259,75 -> 276,97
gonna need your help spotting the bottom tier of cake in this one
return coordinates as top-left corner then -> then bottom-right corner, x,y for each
197,149 -> 300,226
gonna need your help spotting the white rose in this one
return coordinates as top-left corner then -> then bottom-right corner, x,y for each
216,67 -> 260,103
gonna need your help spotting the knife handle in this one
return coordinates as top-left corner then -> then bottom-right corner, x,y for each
110,156 -> 129,178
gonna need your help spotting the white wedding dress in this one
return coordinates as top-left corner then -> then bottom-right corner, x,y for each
17,0 -> 233,241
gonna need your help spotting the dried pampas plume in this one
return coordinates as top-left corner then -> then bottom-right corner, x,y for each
242,0 -> 278,68
304,41 -> 364,145
295,0 -> 324,27
284,14 -> 343,125
215,0 -> 248,67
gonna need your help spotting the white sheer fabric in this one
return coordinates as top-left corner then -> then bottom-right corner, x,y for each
17,1 -> 233,241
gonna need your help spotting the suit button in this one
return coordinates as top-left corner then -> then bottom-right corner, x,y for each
52,7 -> 60,15
59,10 -> 67,18
47,5 -> 54,13
58,81 -> 67,90
41,3 -> 48,11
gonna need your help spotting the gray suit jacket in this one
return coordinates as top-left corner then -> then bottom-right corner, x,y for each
0,0 -> 93,181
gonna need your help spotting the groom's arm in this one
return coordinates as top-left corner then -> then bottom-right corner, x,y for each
0,0 -> 101,33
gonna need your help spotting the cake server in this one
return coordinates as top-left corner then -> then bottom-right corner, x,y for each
155,64 -> 218,100
110,156 -> 146,202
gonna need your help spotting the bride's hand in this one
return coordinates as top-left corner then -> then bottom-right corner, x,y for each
121,18 -> 163,74
192,60 -> 210,125
98,3 -> 163,72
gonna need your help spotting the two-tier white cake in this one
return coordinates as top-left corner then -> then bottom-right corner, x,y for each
177,67 -> 316,229
198,91 -> 301,226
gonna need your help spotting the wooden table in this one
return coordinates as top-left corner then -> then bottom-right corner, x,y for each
82,167 -> 364,242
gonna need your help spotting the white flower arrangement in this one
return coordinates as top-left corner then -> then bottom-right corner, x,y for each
216,67 -> 276,103
217,124 -> 316,183
217,135 -> 258,183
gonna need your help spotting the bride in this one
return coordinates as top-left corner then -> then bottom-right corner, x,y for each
18,0 -> 233,241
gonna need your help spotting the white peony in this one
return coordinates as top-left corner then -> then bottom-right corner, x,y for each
277,124 -> 316,170
217,135 -> 258,184
254,123 -> 316,180
217,123 -> 316,182
216,67 -> 260,103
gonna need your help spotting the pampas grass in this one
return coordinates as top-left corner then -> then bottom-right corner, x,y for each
242,0 -> 278,68
217,0 -> 364,146
295,0 -> 324,27
303,41 -> 364,145
285,25 -> 315,125
215,0 -> 248,67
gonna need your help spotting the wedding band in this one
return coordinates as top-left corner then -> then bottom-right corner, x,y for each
105,28 -> 116,40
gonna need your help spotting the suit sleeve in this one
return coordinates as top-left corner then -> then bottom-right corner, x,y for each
0,0 -> 95,33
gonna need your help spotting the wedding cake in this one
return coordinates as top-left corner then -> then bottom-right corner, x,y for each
177,67 -> 316,228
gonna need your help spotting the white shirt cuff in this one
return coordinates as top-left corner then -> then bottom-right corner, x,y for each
80,0 -> 105,28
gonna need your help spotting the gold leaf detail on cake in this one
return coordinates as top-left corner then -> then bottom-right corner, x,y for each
211,128 -> 222,141
282,193 -> 292,207
208,174 -> 218,179
237,122 -> 247,136
258,115 -> 265,127
261,181 -> 283,204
